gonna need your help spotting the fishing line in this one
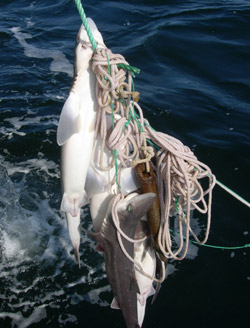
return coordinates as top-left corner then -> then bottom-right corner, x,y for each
170,229 -> 250,250
74,0 -> 97,51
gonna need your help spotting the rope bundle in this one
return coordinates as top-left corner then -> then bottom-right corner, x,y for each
74,0 -> 250,267
91,47 -> 216,266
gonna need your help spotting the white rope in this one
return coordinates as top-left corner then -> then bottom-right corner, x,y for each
91,46 -> 216,278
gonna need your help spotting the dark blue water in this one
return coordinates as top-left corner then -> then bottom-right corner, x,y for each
1,1 -> 250,327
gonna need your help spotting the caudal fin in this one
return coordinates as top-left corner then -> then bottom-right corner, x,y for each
66,212 -> 81,266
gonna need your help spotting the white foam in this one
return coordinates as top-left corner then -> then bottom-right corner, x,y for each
2,231 -> 25,259
1,113 -> 59,141
0,153 -> 59,178
165,263 -> 178,278
10,27 -> 73,77
86,285 -> 111,307
25,17 -> 35,28
19,305 -> 47,328
172,212 -> 201,260
0,312 -> 23,327
58,314 -> 78,325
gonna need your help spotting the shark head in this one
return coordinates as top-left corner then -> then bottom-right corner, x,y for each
117,193 -> 156,226
74,17 -> 106,75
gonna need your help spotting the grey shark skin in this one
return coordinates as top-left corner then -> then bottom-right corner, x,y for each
87,193 -> 156,328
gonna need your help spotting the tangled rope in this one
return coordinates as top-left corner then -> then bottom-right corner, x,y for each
145,124 -> 216,260
91,47 -> 216,267
72,2 -> 249,288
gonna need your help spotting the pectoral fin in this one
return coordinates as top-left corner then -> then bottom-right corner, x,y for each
57,94 -> 82,146
85,165 -> 107,199
151,282 -> 161,305
139,286 -> 155,306
111,298 -> 120,310
60,191 -> 88,217
130,274 -> 140,294
120,167 -> 140,195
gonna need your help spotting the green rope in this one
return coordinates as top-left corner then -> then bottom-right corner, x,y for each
173,182 -> 249,250
142,117 -> 250,210
190,240 -> 250,250
170,229 -> 250,250
117,63 -> 140,75
73,0 -> 97,51
73,0 -> 141,78
129,99 -> 250,250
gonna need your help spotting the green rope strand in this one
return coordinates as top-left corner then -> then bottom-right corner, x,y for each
73,0 -> 97,51
190,240 -> 250,250
73,0 -> 142,76
117,63 -> 140,75
170,229 -> 250,250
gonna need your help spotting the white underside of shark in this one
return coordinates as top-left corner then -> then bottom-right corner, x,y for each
57,17 -> 158,326
57,18 -> 105,265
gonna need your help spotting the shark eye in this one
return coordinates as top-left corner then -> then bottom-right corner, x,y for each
81,42 -> 88,49
126,204 -> 133,213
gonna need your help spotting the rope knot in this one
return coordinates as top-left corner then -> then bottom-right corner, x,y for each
131,145 -> 155,170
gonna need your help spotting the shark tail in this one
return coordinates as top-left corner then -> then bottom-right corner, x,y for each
66,212 -> 81,266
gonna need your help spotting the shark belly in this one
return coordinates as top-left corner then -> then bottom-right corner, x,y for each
61,126 -> 95,216
135,239 -> 156,326
57,18 -> 105,264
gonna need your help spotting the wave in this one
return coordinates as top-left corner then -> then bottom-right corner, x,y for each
0,156 -> 200,326
10,27 -> 73,77
0,162 -> 108,326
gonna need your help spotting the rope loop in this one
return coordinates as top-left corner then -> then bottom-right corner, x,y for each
72,3 -> 250,277
91,43 -> 218,263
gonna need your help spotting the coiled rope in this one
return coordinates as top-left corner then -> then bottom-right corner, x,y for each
91,45 -> 217,263
73,0 -> 250,274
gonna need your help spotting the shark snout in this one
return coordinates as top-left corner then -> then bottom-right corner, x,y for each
131,192 -> 156,218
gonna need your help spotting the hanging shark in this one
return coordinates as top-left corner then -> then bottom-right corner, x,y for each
85,126 -> 157,326
57,18 -> 105,265
85,192 -> 156,328
134,221 -> 157,326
